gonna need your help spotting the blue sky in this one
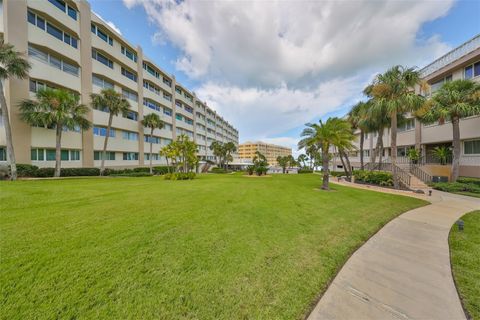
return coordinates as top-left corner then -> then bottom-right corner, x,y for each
90,0 -> 480,151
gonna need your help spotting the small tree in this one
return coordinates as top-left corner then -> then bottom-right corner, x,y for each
209,141 -> 224,168
223,142 -> 237,170
276,156 -> 289,173
90,89 -> 131,175
297,154 -> 308,168
142,113 -> 164,174
0,40 -> 31,180
19,89 -> 90,177
252,151 -> 268,176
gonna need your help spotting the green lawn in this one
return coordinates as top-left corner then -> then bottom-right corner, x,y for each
0,174 -> 427,319
450,210 -> 480,319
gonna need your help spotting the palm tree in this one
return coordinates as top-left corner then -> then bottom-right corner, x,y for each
299,118 -> 353,190
209,141 -> 224,168
19,88 -> 90,177
368,66 -> 424,188
297,154 -> 307,168
142,113 -> 164,174
0,40 -> 31,180
223,142 -> 237,170
418,79 -> 480,181
348,101 -> 371,170
90,89 -> 131,175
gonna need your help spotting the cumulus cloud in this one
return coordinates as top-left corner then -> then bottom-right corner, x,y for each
123,0 -> 454,142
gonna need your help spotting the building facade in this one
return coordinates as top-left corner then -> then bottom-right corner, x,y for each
0,0 -> 238,168
238,141 -> 292,166
346,35 -> 480,179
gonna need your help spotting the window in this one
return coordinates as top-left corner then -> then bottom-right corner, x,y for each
185,117 -> 193,125
28,45 -> 79,76
431,75 -> 452,94
143,99 -> 161,112
185,94 -> 193,102
397,146 -> 414,157
122,131 -> 138,141
92,75 -> 114,89
122,89 -> 138,102
67,7 -> 77,20
92,49 -> 113,68
48,0 -> 77,20
163,77 -> 171,87
144,135 -> 161,144
121,67 -> 137,82
123,152 -> 138,161
0,147 -> 6,161
124,111 -> 138,121
464,61 -> 480,79
31,148 -> 45,161
143,80 -> 160,95
163,107 -> 172,116
399,118 -> 415,132
29,79 -> 48,93
93,126 -> 115,137
175,87 -> 182,95
163,123 -> 173,131
27,11 -> 78,48
46,149 -> 56,161
464,139 -> 480,155
91,24 -> 113,45
184,106 -> 193,114
163,92 -> 172,101
175,101 -> 182,108
176,114 -> 183,121
145,153 -> 159,160
94,151 -> 115,160
142,62 -> 160,78
121,46 -> 137,62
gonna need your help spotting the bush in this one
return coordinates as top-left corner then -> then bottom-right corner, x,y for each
164,172 -> 196,180
16,164 -> 39,177
246,165 -> 254,176
353,170 -> 393,187
210,167 -> 230,174
34,168 -> 55,177
330,171 -> 344,177
298,168 -> 313,174
110,172 -> 153,177
153,166 -> 171,175
60,168 -> 100,177
255,166 -> 268,176
457,177 -> 480,187
431,182 -> 480,194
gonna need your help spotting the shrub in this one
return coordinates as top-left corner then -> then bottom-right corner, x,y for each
164,172 -> 196,180
153,166 -> 171,175
457,177 -> 480,187
431,182 -> 480,194
298,168 -> 313,174
16,164 -> 39,177
210,167 -> 230,174
246,165 -> 254,176
329,171 -> 344,177
110,172 -> 153,177
34,168 -> 55,177
353,170 -> 393,187
0,165 -> 9,180
60,168 -> 100,177
255,166 -> 268,176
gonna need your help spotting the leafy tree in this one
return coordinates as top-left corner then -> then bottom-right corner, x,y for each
160,143 -> 178,173
90,89 -> 131,175
223,142 -> 237,169
142,113 -> 164,174
276,156 -> 289,173
367,66 -> 424,188
418,79 -> 480,181
0,40 -> 31,180
252,151 -> 269,176
174,135 -> 198,172
19,89 -> 90,177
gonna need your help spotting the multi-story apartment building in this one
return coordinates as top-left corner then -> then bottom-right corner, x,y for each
239,141 -> 292,166
346,34 -> 480,179
0,0 -> 238,168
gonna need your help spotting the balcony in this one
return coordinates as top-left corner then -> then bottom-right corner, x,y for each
92,110 -> 138,133
29,57 -> 81,92
28,24 -> 80,64
28,0 -> 80,35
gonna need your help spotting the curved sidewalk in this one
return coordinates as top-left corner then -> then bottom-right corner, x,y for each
308,182 -> 480,320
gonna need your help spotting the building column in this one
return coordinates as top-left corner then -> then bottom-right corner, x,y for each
171,76 -> 177,140
136,46 -> 145,165
78,0 -> 94,167
4,0 -> 31,164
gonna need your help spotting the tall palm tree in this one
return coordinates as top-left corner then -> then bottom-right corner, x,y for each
368,66 -> 424,188
142,113 -> 164,174
297,154 -> 307,168
348,101 -> 371,169
223,142 -> 237,170
418,79 -> 480,181
90,89 -> 131,175
19,88 -> 90,177
0,40 -> 31,180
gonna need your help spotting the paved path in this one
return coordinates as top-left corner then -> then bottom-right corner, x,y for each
308,181 -> 480,320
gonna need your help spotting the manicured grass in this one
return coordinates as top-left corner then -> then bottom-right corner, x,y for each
450,210 -> 480,319
0,174 -> 427,319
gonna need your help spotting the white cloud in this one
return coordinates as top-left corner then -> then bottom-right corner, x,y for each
123,0 -> 454,141
93,11 -> 122,35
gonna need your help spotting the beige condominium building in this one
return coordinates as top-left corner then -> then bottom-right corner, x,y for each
345,34 -> 480,180
239,141 -> 292,165
0,0 -> 238,168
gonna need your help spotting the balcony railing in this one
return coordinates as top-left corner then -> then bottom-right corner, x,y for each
420,34 -> 480,78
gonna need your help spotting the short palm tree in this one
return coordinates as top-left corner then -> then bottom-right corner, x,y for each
90,89 -> 131,175
368,66 -> 424,188
418,79 -> 480,180
19,88 -> 90,177
223,142 -> 237,169
0,40 -> 31,180
297,154 -> 307,168
142,113 -> 164,174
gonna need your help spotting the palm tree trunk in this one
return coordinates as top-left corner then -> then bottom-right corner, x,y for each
149,128 -> 153,174
100,114 -> 113,175
0,81 -> 17,180
165,157 -> 170,173
451,117 -> 461,182
321,145 -> 329,190
359,130 -> 364,170
54,124 -> 63,177
391,113 -> 399,189
338,150 -> 348,177
376,127 -> 384,166
370,134 -> 376,165
343,150 -> 353,179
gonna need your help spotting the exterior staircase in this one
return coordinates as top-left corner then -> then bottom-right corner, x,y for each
364,160 -> 430,191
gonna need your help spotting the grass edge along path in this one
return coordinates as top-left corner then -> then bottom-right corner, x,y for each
1,174 -> 428,319
449,210 -> 480,320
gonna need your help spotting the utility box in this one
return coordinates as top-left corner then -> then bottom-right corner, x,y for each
432,176 -> 449,183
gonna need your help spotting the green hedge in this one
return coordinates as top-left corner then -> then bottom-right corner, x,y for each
298,169 -> 313,174
110,172 -> 153,177
456,177 -> 480,187
210,167 -> 230,174
431,182 -> 480,194
329,171 -> 344,177
353,170 -> 393,187
164,172 -> 196,180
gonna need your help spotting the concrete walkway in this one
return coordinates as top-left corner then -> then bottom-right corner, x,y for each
308,181 -> 480,320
